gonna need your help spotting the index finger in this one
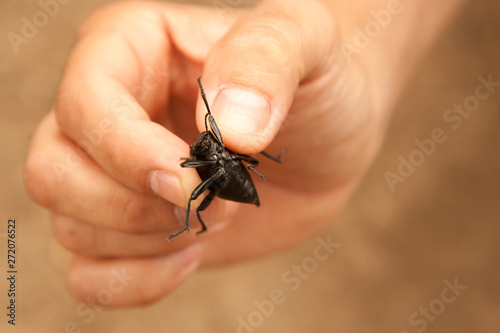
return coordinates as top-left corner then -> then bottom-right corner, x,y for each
55,2 -> 202,206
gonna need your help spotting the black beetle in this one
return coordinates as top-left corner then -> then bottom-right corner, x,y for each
168,77 -> 284,241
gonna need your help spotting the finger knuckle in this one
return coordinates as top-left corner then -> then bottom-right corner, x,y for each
24,151 -> 54,209
52,215 -> 87,254
77,1 -> 161,39
65,264 -> 91,302
116,193 -> 155,233
232,15 -> 301,71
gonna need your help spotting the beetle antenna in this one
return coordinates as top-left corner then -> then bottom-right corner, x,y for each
204,113 -> 210,133
197,77 -> 212,132
197,77 -> 211,114
197,77 -> 225,147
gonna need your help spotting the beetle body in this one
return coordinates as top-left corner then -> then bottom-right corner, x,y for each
167,77 -> 284,242
185,131 -> 260,206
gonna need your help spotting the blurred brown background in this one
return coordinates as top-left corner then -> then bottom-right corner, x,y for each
1,0 -> 499,332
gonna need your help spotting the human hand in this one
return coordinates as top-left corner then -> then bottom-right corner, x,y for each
25,0 -> 402,306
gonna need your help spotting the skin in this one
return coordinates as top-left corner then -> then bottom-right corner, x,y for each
24,0 -> 468,306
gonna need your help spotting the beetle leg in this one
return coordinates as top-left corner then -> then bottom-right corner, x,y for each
247,165 -> 265,180
195,191 -> 216,235
197,76 -> 225,148
181,159 -> 217,168
260,150 -> 286,163
195,175 -> 229,235
168,168 -> 226,242
231,154 -> 265,180
207,114 -> 224,148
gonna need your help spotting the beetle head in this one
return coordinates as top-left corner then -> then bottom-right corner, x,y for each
190,131 -> 222,158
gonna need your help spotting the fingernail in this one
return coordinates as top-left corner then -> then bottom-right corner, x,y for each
173,206 -> 188,228
173,201 -> 223,230
150,171 -> 184,206
171,243 -> 202,274
212,87 -> 271,134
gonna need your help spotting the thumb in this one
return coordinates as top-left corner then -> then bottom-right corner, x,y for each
198,0 -> 338,153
